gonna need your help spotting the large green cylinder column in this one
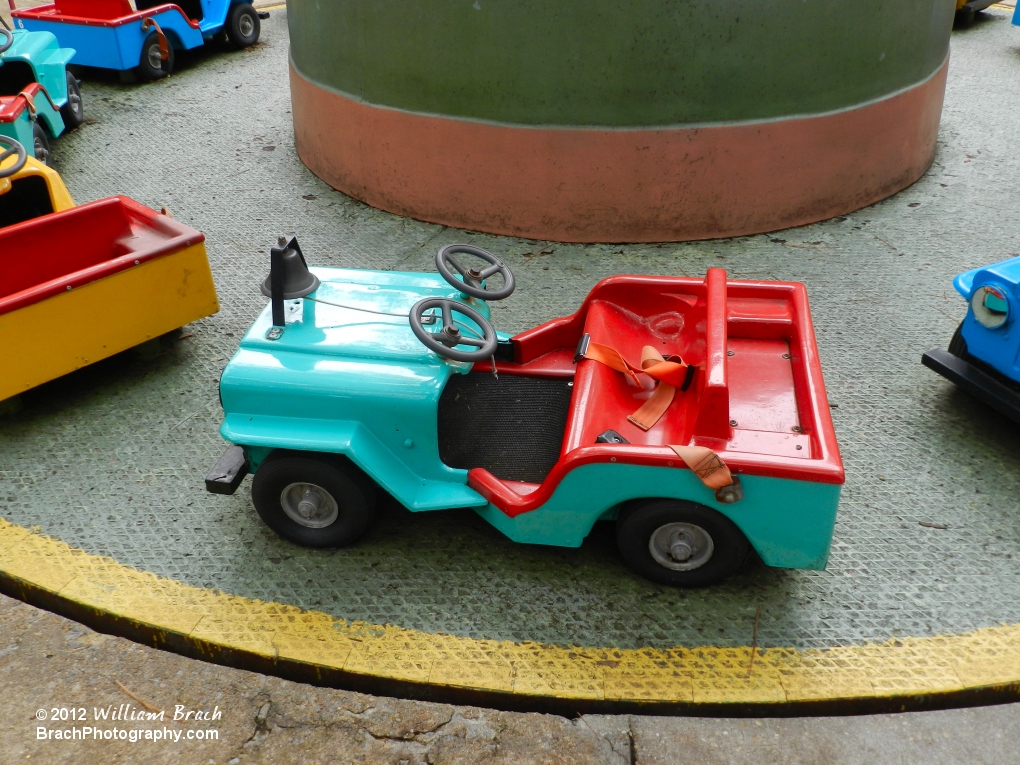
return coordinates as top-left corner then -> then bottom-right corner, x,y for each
288,0 -> 955,243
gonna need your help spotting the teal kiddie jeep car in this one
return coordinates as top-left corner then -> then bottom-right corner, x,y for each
206,239 -> 845,586
0,23 -> 82,165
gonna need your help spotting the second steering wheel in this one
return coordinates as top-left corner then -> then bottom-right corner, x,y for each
436,244 -> 515,301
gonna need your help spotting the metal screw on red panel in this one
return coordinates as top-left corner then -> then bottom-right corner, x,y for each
727,350 -> 734,356
782,353 -> 791,359
792,425 -> 802,432
729,419 -> 738,427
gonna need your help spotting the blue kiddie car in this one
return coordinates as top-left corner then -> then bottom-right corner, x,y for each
205,238 -> 845,587
11,0 -> 266,81
924,255 -> 1020,423
0,23 -> 81,164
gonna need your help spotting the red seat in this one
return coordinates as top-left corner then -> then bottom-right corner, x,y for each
561,300 -> 699,452
472,269 -> 740,518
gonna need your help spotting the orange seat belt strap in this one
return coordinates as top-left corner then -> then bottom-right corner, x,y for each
668,445 -> 733,490
637,346 -> 690,387
581,343 -> 690,431
17,90 -> 37,117
627,346 -> 676,430
581,342 -> 643,386
141,17 -> 170,61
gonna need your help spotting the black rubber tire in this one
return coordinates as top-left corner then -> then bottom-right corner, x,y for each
60,71 -> 84,129
954,7 -> 976,28
226,3 -> 260,48
948,321 -> 967,359
616,499 -> 750,587
138,32 -> 174,81
251,451 -> 376,548
32,121 -> 52,167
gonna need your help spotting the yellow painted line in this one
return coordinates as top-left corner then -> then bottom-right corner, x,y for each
2,517 -> 1020,707
254,2 -> 286,10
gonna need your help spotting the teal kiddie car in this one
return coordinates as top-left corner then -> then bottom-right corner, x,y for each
0,23 -> 82,165
206,239 -> 845,586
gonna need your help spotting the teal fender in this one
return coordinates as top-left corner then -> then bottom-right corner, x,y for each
0,28 -> 73,151
1,29 -> 73,107
0,102 -> 65,155
219,269 -> 492,512
474,463 -> 841,570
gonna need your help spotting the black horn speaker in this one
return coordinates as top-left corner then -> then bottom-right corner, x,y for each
261,237 -> 320,326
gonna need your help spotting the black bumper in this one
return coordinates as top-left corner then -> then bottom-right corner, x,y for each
922,348 -> 1020,425
205,445 -> 249,495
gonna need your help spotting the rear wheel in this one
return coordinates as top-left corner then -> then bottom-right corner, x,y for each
32,122 -> 52,167
251,452 -> 376,548
616,499 -> 750,587
138,32 -> 174,81
226,3 -> 261,47
60,71 -> 84,129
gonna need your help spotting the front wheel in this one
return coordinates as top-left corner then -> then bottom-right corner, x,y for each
616,499 -> 750,587
138,32 -> 174,81
226,3 -> 261,48
60,71 -> 84,129
948,321 -> 967,359
251,452 -> 376,548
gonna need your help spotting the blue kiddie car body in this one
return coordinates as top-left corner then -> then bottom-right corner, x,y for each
12,0 -> 264,80
923,255 -> 1020,423
0,26 -> 79,163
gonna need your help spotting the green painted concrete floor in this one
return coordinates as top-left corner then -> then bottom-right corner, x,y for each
1,8 -> 1019,652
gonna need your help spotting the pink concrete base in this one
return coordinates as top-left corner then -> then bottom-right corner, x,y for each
291,61 -> 948,243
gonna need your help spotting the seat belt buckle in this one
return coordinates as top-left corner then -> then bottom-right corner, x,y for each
595,429 -> 629,444
574,333 -> 591,363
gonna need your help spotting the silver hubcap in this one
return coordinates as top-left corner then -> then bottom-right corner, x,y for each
280,482 -> 338,528
239,14 -> 254,38
648,522 -> 714,571
148,45 -> 164,70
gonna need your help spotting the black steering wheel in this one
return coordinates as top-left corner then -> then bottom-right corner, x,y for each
0,27 -> 12,56
409,298 -> 498,362
0,136 -> 27,179
436,244 -> 515,300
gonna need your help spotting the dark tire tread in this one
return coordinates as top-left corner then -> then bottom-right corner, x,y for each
251,451 -> 376,548
616,499 -> 750,587
226,3 -> 261,48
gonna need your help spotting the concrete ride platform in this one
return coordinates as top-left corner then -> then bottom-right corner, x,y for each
1,5 -> 1020,715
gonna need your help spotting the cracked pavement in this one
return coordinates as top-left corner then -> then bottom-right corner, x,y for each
4,592 -> 1020,764
0,593 -> 627,764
